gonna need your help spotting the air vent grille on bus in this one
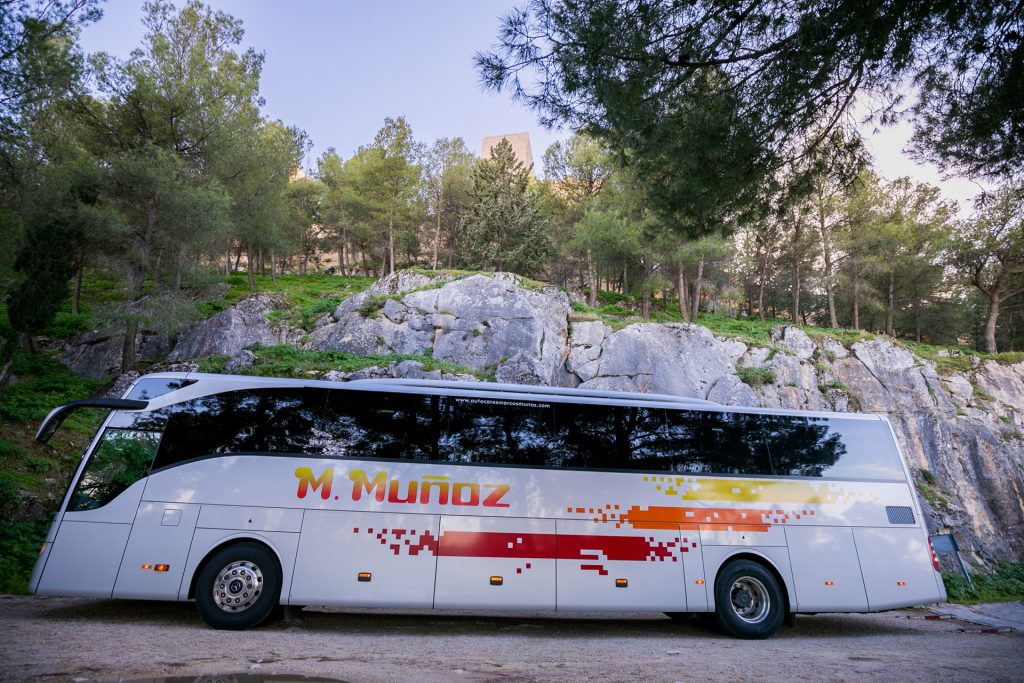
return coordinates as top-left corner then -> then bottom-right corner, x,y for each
886,506 -> 915,525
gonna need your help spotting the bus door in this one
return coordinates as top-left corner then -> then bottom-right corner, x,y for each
556,519 -> 686,611
112,500 -> 201,600
35,428 -> 161,597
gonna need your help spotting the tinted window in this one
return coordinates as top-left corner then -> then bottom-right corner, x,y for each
318,390 -> 438,460
69,429 -> 161,511
143,386 -> 904,481
660,410 -> 773,475
551,403 -> 666,469
152,388 -> 330,469
438,396 -> 553,466
763,416 -> 903,480
124,378 -> 195,401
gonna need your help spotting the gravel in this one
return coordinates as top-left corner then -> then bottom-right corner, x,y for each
1,595 -> 1021,682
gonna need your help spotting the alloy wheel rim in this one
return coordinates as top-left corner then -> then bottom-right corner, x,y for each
212,560 -> 263,613
729,576 -> 770,624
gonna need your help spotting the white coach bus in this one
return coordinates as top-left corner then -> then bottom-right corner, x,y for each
30,372 -> 945,639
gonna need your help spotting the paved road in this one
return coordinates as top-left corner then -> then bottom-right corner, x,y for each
0,595 -> 1021,682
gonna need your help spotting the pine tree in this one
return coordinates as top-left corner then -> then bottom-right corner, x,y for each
460,139 -> 550,275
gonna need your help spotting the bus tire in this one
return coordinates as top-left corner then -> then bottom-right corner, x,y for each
714,559 -> 784,639
195,542 -> 281,630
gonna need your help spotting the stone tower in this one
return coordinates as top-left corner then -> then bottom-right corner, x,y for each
481,132 -> 534,172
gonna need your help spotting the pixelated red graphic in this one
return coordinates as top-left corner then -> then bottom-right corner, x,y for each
362,527 -> 439,556
559,534 -> 682,575
358,527 -> 685,575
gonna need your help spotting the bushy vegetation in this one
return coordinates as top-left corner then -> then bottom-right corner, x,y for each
736,366 -> 777,388
943,563 -> 1024,604
0,353 -> 105,594
197,344 -> 483,380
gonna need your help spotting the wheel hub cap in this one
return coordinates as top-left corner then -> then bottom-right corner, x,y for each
730,576 -> 770,624
212,560 -> 263,613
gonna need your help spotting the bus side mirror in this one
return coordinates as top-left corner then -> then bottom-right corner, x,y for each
35,399 -> 149,444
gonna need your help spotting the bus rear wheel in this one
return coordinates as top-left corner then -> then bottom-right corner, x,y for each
196,542 -> 281,630
714,559 -> 784,639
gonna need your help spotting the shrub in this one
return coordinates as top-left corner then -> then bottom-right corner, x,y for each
736,366 -> 776,388
943,562 -> 1024,603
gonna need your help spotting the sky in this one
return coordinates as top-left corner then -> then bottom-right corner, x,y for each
78,0 -> 987,211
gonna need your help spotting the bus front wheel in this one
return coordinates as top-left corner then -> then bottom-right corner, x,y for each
714,559 -> 784,639
195,542 -> 281,630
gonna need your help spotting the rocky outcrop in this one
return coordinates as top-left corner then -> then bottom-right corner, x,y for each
168,293 -> 293,361
59,270 -> 1024,565
308,273 -> 571,385
59,331 -> 169,380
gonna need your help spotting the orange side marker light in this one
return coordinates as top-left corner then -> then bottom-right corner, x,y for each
615,578 -> 628,588
695,579 -> 705,585
140,564 -> 153,570
357,572 -> 372,582
490,576 -> 504,586
825,581 -> 834,586
897,581 -> 906,586
154,564 -> 170,572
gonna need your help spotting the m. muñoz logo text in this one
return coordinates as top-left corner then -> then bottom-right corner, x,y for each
294,467 -> 510,508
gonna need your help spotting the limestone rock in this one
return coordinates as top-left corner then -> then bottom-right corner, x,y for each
168,293 -> 284,361
771,325 -> 816,359
578,323 -> 734,398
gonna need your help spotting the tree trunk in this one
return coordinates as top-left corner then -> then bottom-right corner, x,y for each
587,249 -> 597,307
247,248 -> 256,290
388,214 -> 396,275
641,288 -> 650,321
432,189 -> 443,271
233,246 -> 243,271
886,272 -> 896,337
677,265 -> 688,320
690,258 -> 704,323
121,318 -> 138,372
757,254 -> 768,321
791,218 -> 802,323
71,262 -> 83,316
622,262 -> 628,294
271,250 -> 278,285
985,293 -> 1002,354
852,269 -> 861,330
818,212 -> 838,328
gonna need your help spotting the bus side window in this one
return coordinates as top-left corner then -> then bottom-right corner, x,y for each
68,429 -> 162,511
662,410 -> 773,476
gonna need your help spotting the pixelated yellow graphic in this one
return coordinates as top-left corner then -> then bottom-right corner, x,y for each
642,475 -> 876,506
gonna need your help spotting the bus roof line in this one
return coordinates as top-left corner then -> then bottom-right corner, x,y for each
350,378 -> 721,407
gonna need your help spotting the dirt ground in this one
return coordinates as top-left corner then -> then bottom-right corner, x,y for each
0,595 -> 1021,683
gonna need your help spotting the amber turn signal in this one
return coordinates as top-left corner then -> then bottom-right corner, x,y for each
154,564 -> 170,572
357,572 -> 372,582
490,576 -> 503,586
615,579 -> 628,588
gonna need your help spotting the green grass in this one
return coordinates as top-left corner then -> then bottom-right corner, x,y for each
0,353 -> 105,427
736,366 -> 776,388
916,469 -> 952,510
943,562 -> 1024,604
197,344 -> 484,380
210,273 -> 375,331
0,352 -> 106,593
